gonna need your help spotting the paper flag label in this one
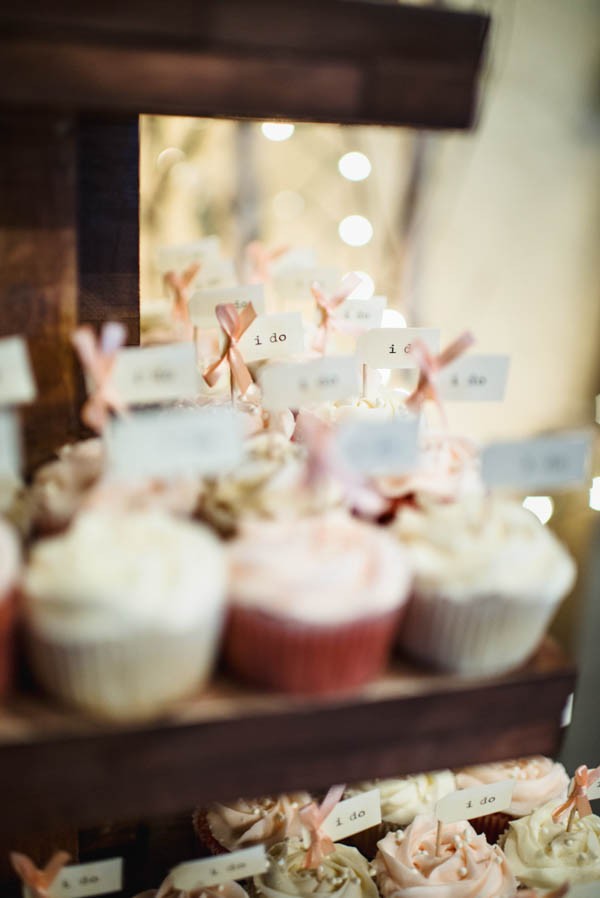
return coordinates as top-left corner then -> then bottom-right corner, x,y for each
189,284 -> 265,327
438,354 -> 510,402
0,336 -> 36,405
39,858 -> 123,898
113,343 -> 199,405
273,266 -> 340,301
155,237 -> 221,272
321,790 -> 382,842
436,780 -> 514,824
335,296 -> 387,330
357,328 -> 440,369
586,775 -> 600,801
569,884 -> 600,897
0,409 -> 21,478
194,258 -> 237,290
106,407 -> 243,481
238,312 -> 304,362
260,356 -> 359,411
336,416 -> 420,476
171,846 -> 268,890
481,432 -> 591,490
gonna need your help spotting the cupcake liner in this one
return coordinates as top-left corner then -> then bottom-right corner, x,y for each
224,605 -> 405,695
344,820 -> 401,859
469,811 -> 514,844
193,808 -> 228,856
0,589 -> 17,700
26,614 -> 223,721
398,590 -> 559,675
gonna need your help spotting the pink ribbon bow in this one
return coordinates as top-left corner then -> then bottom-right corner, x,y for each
406,331 -> 475,423
11,851 -> 71,898
202,302 -> 257,396
71,322 -> 127,433
164,262 -> 201,329
245,241 -> 290,283
552,765 -> 600,824
311,273 -> 362,354
299,784 -> 346,869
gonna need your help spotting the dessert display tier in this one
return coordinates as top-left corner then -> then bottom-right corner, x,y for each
0,638 -> 574,837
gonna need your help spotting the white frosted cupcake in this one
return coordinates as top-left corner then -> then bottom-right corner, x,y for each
30,439 -> 104,534
135,881 -> 249,898
393,496 -> 576,675
194,793 -> 311,854
501,799 -> 600,890
375,815 -> 516,897
24,510 -> 227,720
297,389 -> 410,427
201,432 -> 342,536
225,514 -> 412,694
456,757 -> 569,842
344,772 -> 456,857
255,838 -> 379,898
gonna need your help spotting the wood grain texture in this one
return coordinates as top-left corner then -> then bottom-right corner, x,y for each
0,112 -> 79,469
0,640 -> 575,837
0,1 -> 490,128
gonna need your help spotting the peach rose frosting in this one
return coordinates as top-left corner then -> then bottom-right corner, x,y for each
375,816 -> 516,897
206,794 -> 311,850
456,758 -> 569,818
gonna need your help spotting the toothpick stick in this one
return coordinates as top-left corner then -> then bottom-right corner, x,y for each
566,806 -> 577,832
361,363 -> 367,399
435,820 -> 443,856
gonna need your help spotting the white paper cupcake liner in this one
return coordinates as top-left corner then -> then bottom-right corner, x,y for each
398,590 -> 560,675
26,614 -> 223,720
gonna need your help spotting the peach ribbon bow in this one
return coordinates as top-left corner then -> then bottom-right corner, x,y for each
11,851 -> 71,898
202,302 -> 257,396
311,273 -> 362,354
552,765 -> 600,824
245,241 -> 289,283
71,321 -> 127,433
406,331 -> 475,423
164,262 -> 201,328
299,784 -> 346,869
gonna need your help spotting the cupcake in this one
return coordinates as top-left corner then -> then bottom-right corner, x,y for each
343,772 -> 456,858
194,793 -> 311,855
393,496 -> 576,675
201,432 -> 342,536
501,799 -> 600,890
456,757 -> 569,843
136,881 -> 249,898
0,520 -> 20,699
24,510 -> 227,720
297,389 -> 410,427
255,838 -> 378,898
30,439 -> 104,534
374,815 -> 516,897
225,513 -> 412,695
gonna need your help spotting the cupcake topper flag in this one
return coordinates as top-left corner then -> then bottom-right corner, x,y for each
299,784 -> 346,869
552,764 -> 600,832
164,262 -> 201,335
245,241 -> 290,283
10,850 -> 71,898
203,302 -> 257,400
71,321 -> 127,433
407,331 -> 475,425
311,272 -> 362,355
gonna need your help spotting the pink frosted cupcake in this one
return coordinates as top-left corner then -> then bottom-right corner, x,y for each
374,815 -> 516,897
456,756 -> 569,843
225,513 -> 412,694
194,793 -> 311,855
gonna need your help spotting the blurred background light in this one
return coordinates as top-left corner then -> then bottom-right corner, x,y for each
589,477 -> 600,511
338,215 -> 373,247
338,151 -> 372,181
381,308 -> 407,328
522,495 -> 554,524
261,122 -> 295,141
272,190 -> 305,221
156,147 -> 185,171
345,271 -> 375,300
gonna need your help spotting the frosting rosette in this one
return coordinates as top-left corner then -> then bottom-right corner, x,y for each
299,389 -> 410,426
30,438 -> 104,534
456,758 -> 569,818
347,772 -> 456,827
375,816 -> 516,897
501,799 -> 600,889
201,794 -> 311,851
255,838 -> 378,898
136,881 -> 249,898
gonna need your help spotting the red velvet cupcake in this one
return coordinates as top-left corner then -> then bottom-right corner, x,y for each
224,513 -> 412,695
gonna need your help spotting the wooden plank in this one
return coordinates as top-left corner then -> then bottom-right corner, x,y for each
0,641 -> 575,836
77,115 -> 140,343
0,1 -> 490,128
0,112 -> 79,469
